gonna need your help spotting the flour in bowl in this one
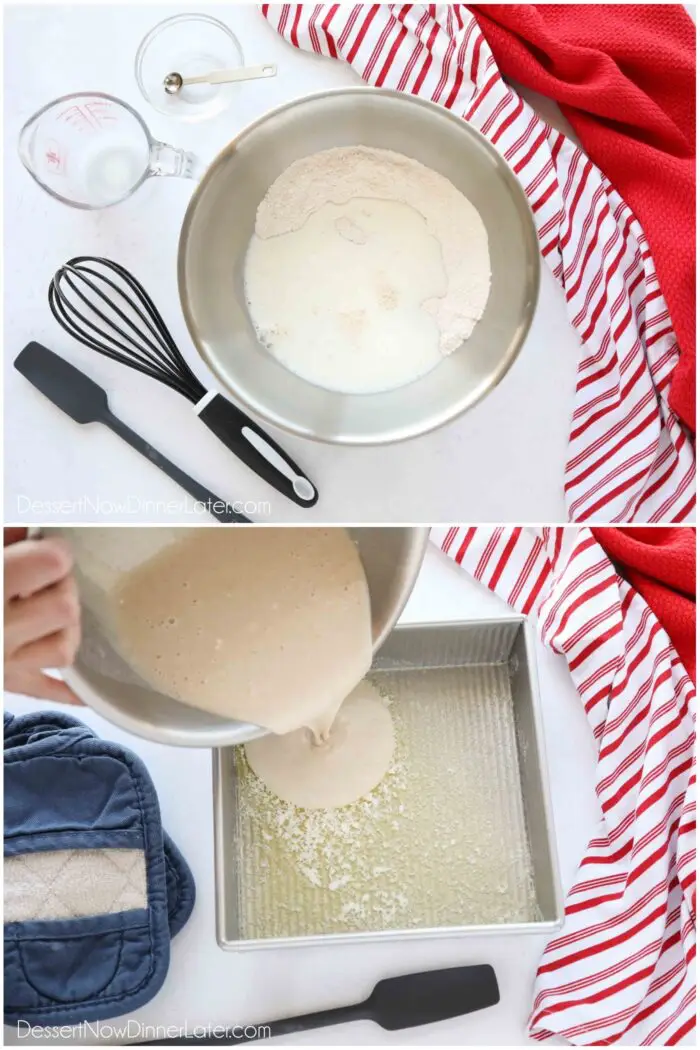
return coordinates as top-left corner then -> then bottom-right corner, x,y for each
244,146 -> 491,395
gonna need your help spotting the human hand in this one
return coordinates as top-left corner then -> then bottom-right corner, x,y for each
4,528 -> 83,705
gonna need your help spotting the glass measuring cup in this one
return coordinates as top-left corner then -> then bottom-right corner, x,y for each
18,92 -> 199,209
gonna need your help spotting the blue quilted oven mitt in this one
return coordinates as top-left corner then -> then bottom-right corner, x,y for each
4,711 -> 195,1027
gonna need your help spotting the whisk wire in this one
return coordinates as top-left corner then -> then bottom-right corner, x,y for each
63,265 -> 185,381
70,262 -> 184,377
49,276 -> 194,400
97,260 -> 184,357
58,270 -> 161,361
48,257 -> 209,403
79,258 -> 207,397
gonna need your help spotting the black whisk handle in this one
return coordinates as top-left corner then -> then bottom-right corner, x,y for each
196,394 -> 319,509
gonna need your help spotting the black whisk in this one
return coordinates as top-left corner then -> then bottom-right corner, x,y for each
48,257 -> 318,508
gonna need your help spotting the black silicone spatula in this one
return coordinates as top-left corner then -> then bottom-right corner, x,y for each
140,965 -> 499,1045
14,341 -> 251,524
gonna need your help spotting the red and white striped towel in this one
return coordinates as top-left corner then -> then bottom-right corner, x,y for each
263,5 -> 695,523
433,526 -> 696,1044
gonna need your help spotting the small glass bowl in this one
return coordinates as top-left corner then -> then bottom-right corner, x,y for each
135,13 -> 244,122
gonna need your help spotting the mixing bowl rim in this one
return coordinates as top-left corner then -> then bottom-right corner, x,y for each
177,86 -> 541,446
62,525 -> 431,748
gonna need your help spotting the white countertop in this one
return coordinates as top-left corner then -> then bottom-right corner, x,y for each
4,2 -> 577,525
4,540 -> 600,1046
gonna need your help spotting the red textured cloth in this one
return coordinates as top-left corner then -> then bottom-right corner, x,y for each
470,3 -> 696,434
592,526 -> 696,681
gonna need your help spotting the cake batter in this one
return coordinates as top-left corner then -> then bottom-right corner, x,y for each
111,528 -> 394,807
245,680 -> 394,809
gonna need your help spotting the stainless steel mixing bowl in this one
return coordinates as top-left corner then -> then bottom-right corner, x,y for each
178,88 -> 540,445
49,526 -> 429,748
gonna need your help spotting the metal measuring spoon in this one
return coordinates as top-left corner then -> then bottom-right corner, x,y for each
163,63 -> 277,94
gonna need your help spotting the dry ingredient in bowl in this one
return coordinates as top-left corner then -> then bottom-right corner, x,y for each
244,146 -> 492,394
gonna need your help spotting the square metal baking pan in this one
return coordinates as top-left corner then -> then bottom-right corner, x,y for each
213,619 -> 563,949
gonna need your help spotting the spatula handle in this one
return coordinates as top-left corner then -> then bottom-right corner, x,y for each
232,1005 -> 364,1043
106,414 -> 251,524
139,1005 -> 362,1045
195,394 -> 318,509
138,963 -> 500,1045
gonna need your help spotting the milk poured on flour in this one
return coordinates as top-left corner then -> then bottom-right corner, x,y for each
244,145 -> 492,395
245,197 -> 447,394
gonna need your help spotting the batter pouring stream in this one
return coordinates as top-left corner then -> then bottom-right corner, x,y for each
110,528 -> 394,807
